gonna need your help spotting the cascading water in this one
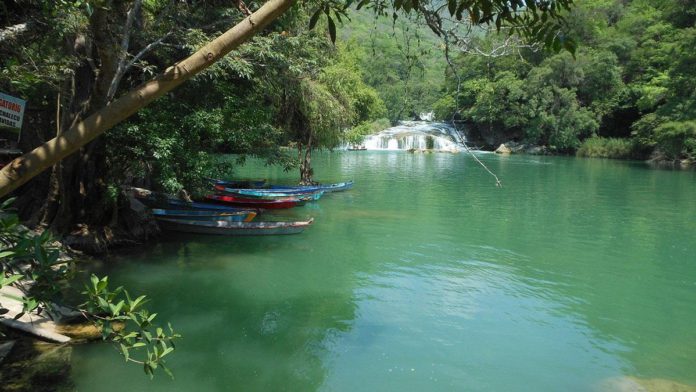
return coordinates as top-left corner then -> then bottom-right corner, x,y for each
361,121 -> 465,151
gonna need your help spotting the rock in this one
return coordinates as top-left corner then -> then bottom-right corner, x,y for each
509,142 -> 527,153
0,338 -> 75,392
495,144 -> 512,154
0,340 -> 16,364
602,376 -> 696,392
56,320 -> 124,341
526,145 -> 547,155
0,286 -> 71,343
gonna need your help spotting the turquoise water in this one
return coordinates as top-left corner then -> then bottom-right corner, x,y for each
71,152 -> 696,391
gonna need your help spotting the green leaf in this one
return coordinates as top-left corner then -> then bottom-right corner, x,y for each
130,295 -> 147,311
1,197 -> 16,210
309,9 -> 321,30
327,15 -> 336,44
162,364 -> 174,379
447,0 -> 456,16
1,274 -> 23,286
120,344 -> 130,362
160,346 -> 174,358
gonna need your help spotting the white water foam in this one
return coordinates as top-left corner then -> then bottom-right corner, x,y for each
361,121 -> 465,151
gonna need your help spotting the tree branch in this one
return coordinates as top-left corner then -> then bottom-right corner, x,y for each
0,22 -> 32,44
107,0 -> 143,102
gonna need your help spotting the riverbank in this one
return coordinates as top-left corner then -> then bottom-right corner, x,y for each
492,140 -> 694,169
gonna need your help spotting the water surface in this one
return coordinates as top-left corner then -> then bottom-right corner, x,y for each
71,152 -> 696,391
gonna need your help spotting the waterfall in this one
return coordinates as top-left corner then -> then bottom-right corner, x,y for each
361,121 -> 465,151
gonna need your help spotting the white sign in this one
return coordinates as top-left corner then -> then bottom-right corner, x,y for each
0,92 -> 26,131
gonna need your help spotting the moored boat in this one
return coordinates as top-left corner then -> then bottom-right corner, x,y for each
206,179 -> 353,193
150,209 -> 256,222
132,187 -> 257,212
213,185 -> 324,201
207,178 -> 267,188
205,194 -> 299,209
137,194 -> 258,212
155,217 -> 314,235
269,180 -> 354,193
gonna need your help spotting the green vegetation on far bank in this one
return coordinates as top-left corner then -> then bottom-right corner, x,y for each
433,0 -> 696,163
576,137 -> 638,160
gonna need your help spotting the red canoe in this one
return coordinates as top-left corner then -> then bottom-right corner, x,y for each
205,194 -> 299,209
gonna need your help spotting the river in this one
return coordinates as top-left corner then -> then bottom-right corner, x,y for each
71,151 -> 696,391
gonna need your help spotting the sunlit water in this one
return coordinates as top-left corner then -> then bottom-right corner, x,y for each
71,152 -> 696,391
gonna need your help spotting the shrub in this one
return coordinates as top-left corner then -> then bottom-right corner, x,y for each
653,121 -> 696,160
344,118 -> 391,145
576,137 -> 636,159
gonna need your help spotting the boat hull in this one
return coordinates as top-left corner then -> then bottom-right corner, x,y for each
156,218 -> 313,235
205,194 -> 299,209
134,192 -> 257,213
207,178 -> 267,188
151,209 -> 256,222
213,186 -> 324,201
269,181 -> 354,193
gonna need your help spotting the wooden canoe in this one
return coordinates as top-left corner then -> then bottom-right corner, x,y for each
269,181 -> 354,193
213,185 -> 324,201
156,217 -> 314,235
205,194 -> 299,209
150,209 -> 256,222
207,178 -> 267,188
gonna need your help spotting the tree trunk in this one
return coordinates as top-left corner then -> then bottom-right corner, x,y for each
0,0 -> 296,197
299,146 -> 314,185
299,131 -> 314,185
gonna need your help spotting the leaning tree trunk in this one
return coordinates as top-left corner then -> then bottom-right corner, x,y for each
0,0 -> 296,198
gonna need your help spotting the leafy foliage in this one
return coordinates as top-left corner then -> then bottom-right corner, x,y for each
576,137 -> 637,159
0,200 -> 179,377
435,0 -> 695,161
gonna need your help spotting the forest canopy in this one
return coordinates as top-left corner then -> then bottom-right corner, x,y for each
431,0 -> 696,160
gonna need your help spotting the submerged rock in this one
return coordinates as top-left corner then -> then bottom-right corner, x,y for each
602,376 -> 696,392
526,145 -> 548,155
0,337 -> 75,392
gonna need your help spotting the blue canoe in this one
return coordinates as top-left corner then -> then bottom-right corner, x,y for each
150,209 -> 257,222
135,193 -> 258,212
156,217 -> 314,235
207,178 -> 267,188
213,185 -> 325,200
269,181 -> 354,193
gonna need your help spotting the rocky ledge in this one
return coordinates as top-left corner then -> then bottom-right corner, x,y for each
495,141 -> 548,155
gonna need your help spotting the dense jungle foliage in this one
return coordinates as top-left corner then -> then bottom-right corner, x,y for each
431,0 -> 696,161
